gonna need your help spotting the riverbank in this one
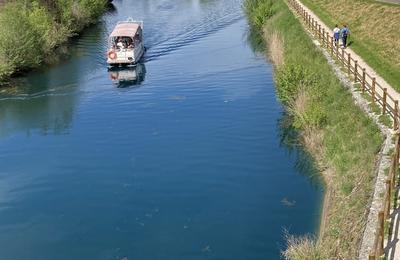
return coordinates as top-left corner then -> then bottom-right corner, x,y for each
300,0 -> 400,91
0,0 -> 108,84
245,0 -> 383,258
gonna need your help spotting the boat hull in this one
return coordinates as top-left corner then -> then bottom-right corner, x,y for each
107,43 -> 145,66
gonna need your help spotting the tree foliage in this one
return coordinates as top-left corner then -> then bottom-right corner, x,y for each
0,0 -> 107,82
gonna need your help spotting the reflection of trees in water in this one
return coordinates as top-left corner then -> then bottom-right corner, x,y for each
277,112 -> 323,189
0,15 -> 111,138
106,2 -> 116,13
0,95 -> 74,137
0,52 -> 82,138
245,25 -> 266,54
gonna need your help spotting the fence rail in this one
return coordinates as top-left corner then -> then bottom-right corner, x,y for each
286,0 -> 400,259
287,0 -> 400,130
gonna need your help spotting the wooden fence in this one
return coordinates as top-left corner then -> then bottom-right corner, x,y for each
287,0 -> 400,130
286,0 -> 400,259
368,134 -> 400,259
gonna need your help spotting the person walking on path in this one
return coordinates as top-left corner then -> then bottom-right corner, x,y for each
341,25 -> 350,48
333,24 -> 340,46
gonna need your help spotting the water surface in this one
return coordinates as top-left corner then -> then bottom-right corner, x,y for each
0,0 -> 322,259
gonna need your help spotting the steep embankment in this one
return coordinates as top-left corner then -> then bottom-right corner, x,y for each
245,0 -> 383,259
300,0 -> 400,91
0,0 -> 108,84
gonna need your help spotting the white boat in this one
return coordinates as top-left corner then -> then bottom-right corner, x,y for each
107,19 -> 145,66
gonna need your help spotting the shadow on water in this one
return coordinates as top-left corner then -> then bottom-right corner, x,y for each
106,2 -> 117,14
278,112 -> 323,188
246,25 -> 266,53
108,63 -> 146,88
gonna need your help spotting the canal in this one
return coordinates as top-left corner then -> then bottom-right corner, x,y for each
0,0 -> 322,259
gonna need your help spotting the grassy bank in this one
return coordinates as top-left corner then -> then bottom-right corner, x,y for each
0,0 -> 108,83
245,0 -> 383,259
300,0 -> 400,91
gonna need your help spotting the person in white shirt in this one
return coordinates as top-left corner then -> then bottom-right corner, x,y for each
333,24 -> 340,46
117,38 -> 125,50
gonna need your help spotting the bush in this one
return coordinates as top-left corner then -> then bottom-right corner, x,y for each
55,0 -> 107,30
0,2 -> 44,70
0,0 -> 107,82
244,0 -> 275,29
276,65 -> 314,104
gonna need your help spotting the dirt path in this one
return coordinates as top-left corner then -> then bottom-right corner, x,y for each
288,0 -> 400,259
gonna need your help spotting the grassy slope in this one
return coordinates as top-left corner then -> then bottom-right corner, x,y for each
245,0 -> 383,258
300,0 -> 400,91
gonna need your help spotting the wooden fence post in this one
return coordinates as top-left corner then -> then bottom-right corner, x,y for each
326,32 -> 330,48
392,158 -> 396,194
354,61 -> 358,83
310,19 -> 313,30
318,25 -> 321,39
386,180 -> 391,218
330,37 -> 334,56
336,40 -> 339,59
378,211 -> 385,256
362,68 -> 366,93
341,48 -> 345,65
394,101 -> 399,130
322,28 -> 325,45
396,134 -> 400,162
371,74 -> 375,102
347,53 -> 351,76
383,87 -> 387,114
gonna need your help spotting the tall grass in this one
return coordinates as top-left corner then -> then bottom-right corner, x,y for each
245,0 -> 383,258
0,0 -> 108,83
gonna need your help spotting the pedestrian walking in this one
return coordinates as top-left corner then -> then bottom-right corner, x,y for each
341,25 -> 350,48
333,24 -> 340,46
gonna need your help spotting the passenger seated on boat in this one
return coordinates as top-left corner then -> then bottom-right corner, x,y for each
126,38 -> 134,49
117,38 -> 125,50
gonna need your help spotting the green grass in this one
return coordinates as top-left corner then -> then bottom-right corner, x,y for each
379,114 -> 392,128
371,102 -> 382,114
0,0 -> 108,84
300,0 -> 400,91
245,0 -> 383,258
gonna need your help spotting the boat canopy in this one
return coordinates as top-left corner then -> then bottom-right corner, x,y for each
110,23 -> 140,38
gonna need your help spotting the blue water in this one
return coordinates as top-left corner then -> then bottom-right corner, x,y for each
0,0 -> 323,259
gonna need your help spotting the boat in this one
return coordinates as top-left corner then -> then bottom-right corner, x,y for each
107,18 -> 145,66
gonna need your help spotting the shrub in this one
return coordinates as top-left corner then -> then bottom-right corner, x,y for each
0,0 -> 107,82
276,65 -> 315,104
0,2 -> 44,70
244,0 -> 275,29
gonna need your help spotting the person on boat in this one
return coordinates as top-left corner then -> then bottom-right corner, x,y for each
127,38 -> 134,49
117,38 -> 125,49
341,25 -> 350,48
333,24 -> 340,46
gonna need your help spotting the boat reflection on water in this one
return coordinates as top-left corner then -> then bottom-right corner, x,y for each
108,63 -> 146,88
